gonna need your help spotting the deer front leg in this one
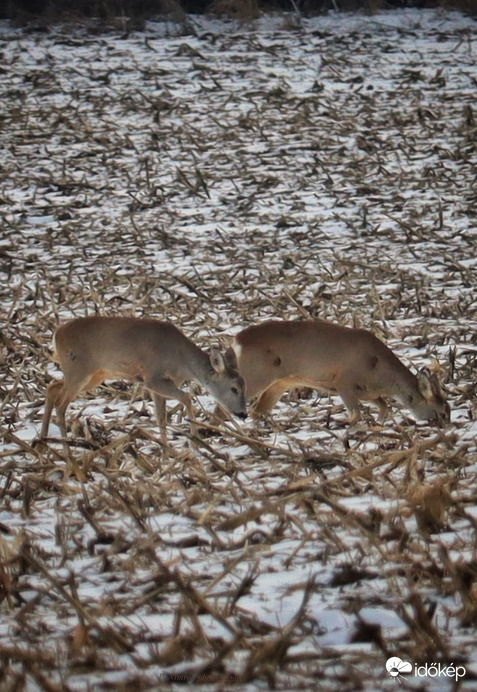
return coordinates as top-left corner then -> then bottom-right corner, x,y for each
335,376 -> 362,424
374,397 -> 388,422
152,394 -> 168,444
253,379 -> 290,418
146,376 -> 195,442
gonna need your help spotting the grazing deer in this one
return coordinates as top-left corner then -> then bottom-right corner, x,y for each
41,316 -> 246,443
227,320 -> 449,426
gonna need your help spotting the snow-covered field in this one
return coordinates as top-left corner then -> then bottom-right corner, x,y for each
1,7 -> 476,690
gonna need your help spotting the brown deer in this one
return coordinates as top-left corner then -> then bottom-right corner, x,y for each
41,316 -> 246,443
227,320 -> 449,426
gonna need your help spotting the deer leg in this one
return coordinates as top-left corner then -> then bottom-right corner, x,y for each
374,397 -> 388,422
41,380 -> 66,439
43,371 -> 106,441
64,371 -> 107,436
55,389 -> 71,439
152,394 -> 167,444
335,378 -> 361,424
253,379 -> 290,417
146,376 -> 194,441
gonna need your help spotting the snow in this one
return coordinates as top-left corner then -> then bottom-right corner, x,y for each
1,6 -> 477,691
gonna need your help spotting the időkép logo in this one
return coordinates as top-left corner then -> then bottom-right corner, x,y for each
386,656 -> 466,683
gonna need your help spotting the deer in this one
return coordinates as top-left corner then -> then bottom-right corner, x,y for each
226,320 -> 450,426
40,316 -> 247,444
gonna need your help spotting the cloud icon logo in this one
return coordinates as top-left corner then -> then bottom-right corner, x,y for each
386,657 -> 413,678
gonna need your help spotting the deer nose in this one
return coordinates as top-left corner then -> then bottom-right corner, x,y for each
236,411 -> 247,420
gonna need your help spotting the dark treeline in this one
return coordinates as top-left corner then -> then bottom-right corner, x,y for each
1,0 -> 475,23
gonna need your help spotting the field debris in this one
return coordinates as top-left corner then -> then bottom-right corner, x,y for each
1,8 -> 476,690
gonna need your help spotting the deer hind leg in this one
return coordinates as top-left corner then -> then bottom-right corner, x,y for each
42,371 -> 106,440
41,380 -> 66,439
41,377 -> 83,439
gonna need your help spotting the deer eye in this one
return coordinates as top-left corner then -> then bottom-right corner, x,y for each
231,386 -> 238,395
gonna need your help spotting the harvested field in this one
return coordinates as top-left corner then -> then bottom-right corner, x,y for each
1,8 -> 477,691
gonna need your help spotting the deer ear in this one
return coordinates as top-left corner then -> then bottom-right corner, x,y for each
209,348 -> 226,374
417,370 -> 434,400
224,346 -> 238,371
